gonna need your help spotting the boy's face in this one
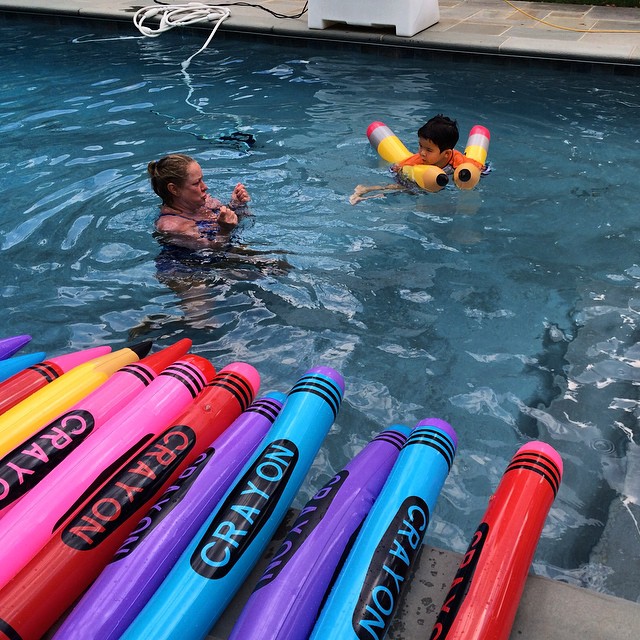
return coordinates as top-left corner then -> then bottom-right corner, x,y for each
418,137 -> 452,168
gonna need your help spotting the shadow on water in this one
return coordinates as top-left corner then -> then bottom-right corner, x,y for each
128,231 -> 293,339
517,321 -> 575,439
525,283 -> 640,600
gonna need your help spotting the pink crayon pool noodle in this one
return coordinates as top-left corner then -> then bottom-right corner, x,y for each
0,354 -> 214,590
0,339 -> 191,518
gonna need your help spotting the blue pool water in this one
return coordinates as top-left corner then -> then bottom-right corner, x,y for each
1,18 -> 640,604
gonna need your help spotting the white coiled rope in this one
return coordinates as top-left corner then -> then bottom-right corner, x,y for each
133,3 -> 232,68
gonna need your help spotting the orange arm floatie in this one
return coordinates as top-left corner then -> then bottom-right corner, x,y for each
395,153 -> 423,168
450,149 -> 484,170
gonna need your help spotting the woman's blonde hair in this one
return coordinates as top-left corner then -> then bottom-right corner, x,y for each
147,153 -> 194,205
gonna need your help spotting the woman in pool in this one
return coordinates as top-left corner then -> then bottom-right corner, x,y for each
148,153 -> 250,250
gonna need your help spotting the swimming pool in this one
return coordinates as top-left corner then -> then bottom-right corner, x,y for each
1,16 -> 639,605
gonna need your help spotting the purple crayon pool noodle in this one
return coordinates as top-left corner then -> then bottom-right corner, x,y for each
52,393 -> 286,640
228,424 -> 412,640
0,334 -> 31,360
309,417 -> 457,640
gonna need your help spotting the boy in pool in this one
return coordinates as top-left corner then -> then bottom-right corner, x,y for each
350,114 -> 485,204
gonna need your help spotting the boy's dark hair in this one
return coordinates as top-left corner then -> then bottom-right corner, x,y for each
418,115 -> 459,152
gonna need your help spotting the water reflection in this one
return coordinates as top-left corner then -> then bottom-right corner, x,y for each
132,227 -> 293,334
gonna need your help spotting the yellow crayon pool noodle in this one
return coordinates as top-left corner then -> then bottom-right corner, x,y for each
453,125 -> 491,190
0,346 -> 145,459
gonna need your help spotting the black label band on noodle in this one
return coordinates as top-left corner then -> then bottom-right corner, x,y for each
191,439 -> 299,579
61,424 -> 196,550
353,496 -> 430,640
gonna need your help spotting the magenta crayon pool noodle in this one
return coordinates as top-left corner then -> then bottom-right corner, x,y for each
0,355 -> 213,591
229,424 -> 412,640
0,341 -> 189,517
120,366 -> 344,640
53,392 -> 286,640
310,417 -> 458,640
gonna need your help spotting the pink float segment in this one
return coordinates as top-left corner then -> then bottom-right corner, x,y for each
0,339 -> 191,517
0,354 -> 214,591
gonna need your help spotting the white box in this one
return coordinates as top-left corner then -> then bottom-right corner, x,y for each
308,0 -> 439,38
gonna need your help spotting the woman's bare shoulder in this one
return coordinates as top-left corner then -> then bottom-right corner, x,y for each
156,209 -> 190,233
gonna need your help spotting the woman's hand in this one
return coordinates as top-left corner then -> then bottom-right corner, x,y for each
230,183 -> 250,208
217,205 -> 238,227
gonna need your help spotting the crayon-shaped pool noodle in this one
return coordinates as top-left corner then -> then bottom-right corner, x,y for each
366,121 -> 448,192
53,391 -> 285,640
0,340 -> 190,516
121,366 -> 345,640
310,418 -> 457,640
0,345 -> 112,415
229,424 -> 412,640
429,441 -> 562,640
0,334 -> 31,360
367,121 -> 412,164
0,354 -> 214,591
464,125 -> 491,167
0,352 -> 47,383
0,363 -> 258,640
0,342 -> 152,459
453,125 -> 490,190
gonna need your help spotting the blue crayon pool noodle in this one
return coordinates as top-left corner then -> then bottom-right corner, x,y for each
228,424 -> 412,640
120,366 -> 345,640
0,352 -> 46,383
310,417 -> 457,640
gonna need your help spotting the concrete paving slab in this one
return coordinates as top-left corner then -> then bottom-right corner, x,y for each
204,507 -> 640,639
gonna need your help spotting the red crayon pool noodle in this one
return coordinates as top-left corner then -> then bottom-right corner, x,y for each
0,362 -> 259,640
52,392 -> 284,640
430,441 -> 563,640
120,366 -> 345,640
0,345 -> 112,416
0,339 -> 191,518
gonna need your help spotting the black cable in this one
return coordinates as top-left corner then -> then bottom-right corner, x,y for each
153,0 -> 309,19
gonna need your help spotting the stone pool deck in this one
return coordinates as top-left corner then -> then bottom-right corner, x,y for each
2,0 -> 640,638
1,0 -> 640,65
